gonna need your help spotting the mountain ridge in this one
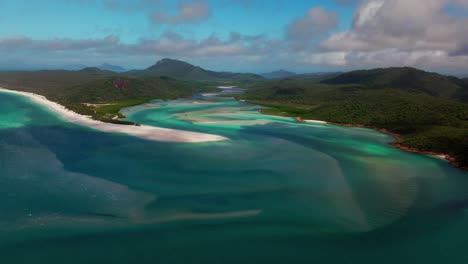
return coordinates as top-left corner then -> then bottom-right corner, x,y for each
126,58 -> 264,82
321,67 -> 467,100
261,70 -> 296,79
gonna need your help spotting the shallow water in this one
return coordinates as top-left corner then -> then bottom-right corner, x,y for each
1,92 -> 468,263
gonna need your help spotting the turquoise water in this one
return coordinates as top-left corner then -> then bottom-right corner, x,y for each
1,91 -> 468,263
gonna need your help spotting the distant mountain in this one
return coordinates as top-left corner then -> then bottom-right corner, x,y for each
127,58 -> 264,81
78,67 -> 115,75
291,72 -> 342,81
261,70 -> 296,79
97,63 -> 126,73
61,64 -> 89,71
130,58 -> 210,79
321,67 -> 467,100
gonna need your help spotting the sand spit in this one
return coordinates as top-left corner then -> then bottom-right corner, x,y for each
0,87 -> 228,143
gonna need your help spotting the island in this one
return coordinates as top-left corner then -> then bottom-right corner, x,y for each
0,60 -> 467,169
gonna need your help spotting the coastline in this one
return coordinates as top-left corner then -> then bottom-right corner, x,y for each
313,120 -> 466,171
0,87 -> 228,143
254,107 -> 464,170
238,99 -> 467,171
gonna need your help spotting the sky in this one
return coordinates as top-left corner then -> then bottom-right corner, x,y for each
0,0 -> 467,74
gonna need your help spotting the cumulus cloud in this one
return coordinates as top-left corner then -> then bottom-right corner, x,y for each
0,30 -> 289,72
303,51 -> 347,66
4,0 -> 468,73
286,7 -> 338,50
454,0 -> 468,8
0,35 -> 121,52
151,1 -> 211,25
135,32 -> 245,56
316,0 -> 468,71
0,31 -> 274,59
451,43 -> 468,56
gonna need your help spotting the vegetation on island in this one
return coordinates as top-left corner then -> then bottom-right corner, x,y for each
0,65 -> 227,123
0,59 -> 263,123
127,58 -> 264,82
0,60 -> 467,169
239,67 -> 468,169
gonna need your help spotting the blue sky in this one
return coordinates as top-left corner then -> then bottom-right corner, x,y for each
0,0 -> 467,74
0,1 -> 354,40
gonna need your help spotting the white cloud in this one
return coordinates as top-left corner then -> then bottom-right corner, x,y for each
316,0 -> 468,71
286,7 -> 338,50
353,0 -> 384,27
0,31 -> 269,59
303,52 -> 347,66
151,1 -> 211,25
3,1 -> 468,73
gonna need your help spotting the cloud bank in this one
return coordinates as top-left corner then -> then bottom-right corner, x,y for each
1,0 -> 467,73
319,0 -> 468,71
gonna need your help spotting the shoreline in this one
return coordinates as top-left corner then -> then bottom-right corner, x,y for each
249,100 -> 465,169
315,120 -> 467,171
243,99 -> 466,170
262,110 -> 464,170
0,87 -> 228,143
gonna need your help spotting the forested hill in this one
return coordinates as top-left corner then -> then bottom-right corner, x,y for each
0,69 -> 214,122
1,64 -> 467,168
126,58 -> 264,82
0,58 -> 264,121
321,67 -> 468,100
240,67 -> 468,169
261,70 -> 296,79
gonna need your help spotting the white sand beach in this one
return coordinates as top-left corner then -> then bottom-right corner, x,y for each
304,120 -> 327,124
0,87 -> 228,143
217,86 -> 237,89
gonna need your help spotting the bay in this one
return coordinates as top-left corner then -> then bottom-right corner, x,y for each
1,91 -> 468,263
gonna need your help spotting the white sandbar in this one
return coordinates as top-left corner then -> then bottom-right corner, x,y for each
0,87 -> 228,143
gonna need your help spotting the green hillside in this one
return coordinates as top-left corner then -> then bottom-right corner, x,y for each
0,58 -> 265,123
128,58 -> 212,79
321,67 -> 466,99
0,70 -> 213,122
127,58 -> 264,83
261,70 -> 297,79
1,64 -> 467,168
0,69 -> 114,93
240,68 -> 468,169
